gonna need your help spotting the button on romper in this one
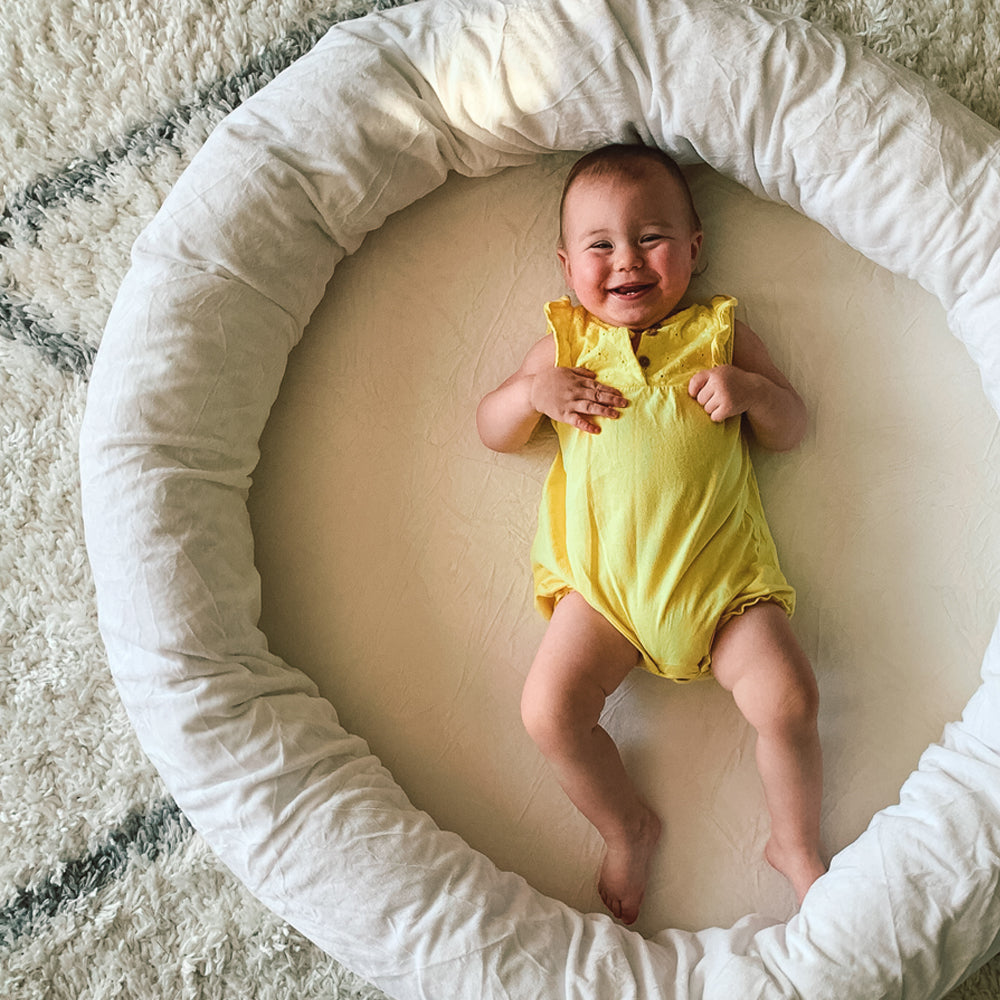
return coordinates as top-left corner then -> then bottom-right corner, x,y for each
531,295 -> 795,681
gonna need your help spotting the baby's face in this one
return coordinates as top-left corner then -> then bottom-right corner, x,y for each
557,167 -> 702,331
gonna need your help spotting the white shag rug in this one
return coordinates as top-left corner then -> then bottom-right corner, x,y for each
1,1 -> 998,997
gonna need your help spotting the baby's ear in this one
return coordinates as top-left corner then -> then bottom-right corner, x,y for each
689,230 -> 704,266
556,246 -> 574,289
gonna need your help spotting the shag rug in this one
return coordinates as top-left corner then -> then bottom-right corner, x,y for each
1,1 -> 998,997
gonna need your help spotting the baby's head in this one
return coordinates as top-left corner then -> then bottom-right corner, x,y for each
557,144 -> 703,331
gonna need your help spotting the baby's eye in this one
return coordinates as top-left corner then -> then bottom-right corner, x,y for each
639,233 -> 666,244
589,240 -> 613,250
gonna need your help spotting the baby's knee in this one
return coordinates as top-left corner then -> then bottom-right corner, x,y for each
520,686 -> 552,753
520,669 -> 599,755
520,676 -> 564,754
767,667 -> 820,737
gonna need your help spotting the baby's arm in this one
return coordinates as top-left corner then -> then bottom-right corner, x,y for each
688,320 -> 806,452
477,336 -> 629,452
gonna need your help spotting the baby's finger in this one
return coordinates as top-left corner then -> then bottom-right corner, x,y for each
591,382 -> 629,408
570,367 -> 626,398
688,369 -> 711,397
572,413 -> 602,434
703,393 -> 735,422
567,398 -> 620,424
576,395 -> 626,421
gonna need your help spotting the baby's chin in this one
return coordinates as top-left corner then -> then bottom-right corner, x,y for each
590,296 -> 682,331
581,281 -> 691,328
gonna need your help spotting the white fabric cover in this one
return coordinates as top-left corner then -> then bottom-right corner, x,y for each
78,0 -> 1000,997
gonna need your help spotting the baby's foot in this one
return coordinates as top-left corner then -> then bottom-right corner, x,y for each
765,839 -> 827,905
598,808 -> 662,925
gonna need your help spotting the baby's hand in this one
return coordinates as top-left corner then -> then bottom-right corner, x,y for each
688,365 -> 755,423
531,366 -> 629,435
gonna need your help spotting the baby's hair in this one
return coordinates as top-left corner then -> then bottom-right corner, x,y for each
558,144 -> 702,243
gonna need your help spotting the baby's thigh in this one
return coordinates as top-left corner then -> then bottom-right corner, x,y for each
709,602 -> 817,728
524,593 -> 640,718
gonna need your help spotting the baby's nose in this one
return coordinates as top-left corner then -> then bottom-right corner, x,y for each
614,244 -> 643,269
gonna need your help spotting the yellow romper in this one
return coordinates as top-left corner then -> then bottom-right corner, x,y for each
531,295 -> 795,682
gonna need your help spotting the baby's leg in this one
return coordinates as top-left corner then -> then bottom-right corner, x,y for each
710,601 -> 826,904
521,592 -> 658,924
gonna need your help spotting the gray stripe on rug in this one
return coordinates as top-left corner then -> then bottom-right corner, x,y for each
0,799 -> 193,950
0,1 -> 413,377
0,1 -> 399,247
0,294 -> 96,376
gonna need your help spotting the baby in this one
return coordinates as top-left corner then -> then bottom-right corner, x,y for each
477,144 -> 825,924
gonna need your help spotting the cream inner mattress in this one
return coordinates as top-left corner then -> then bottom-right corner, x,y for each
248,158 -> 999,936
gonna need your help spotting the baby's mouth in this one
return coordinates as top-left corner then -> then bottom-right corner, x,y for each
609,283 -> 653,298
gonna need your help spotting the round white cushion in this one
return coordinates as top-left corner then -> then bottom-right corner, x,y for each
79,0 -> 1000,996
